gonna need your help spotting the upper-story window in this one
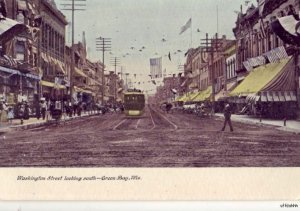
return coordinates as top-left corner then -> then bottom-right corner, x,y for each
16,11 -> 25,24
15,41 -> 25,61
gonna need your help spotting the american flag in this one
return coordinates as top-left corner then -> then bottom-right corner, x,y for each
264,51 -> 277,63
179,18 -> 192,35
275,46 -> 289,59
257,55 -> 267,66
243,61 -> 253,71
150,57 -> 162,79
264,46 -> 288,63
258,0 -> 265,17
259,19 -> 267,39
247,58 -> 258,67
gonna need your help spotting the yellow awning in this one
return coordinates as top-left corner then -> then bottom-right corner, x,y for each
74,67 -> 88,78
74,86 -> 93,94
193,86 -> 212,102
215,81 -> 237,101
175,92 -> 199,102
184,91 -> 199,102
230,57 -> 292,96
41,80 -> 65,89
41,80 -> 54,87
175,94 -> 187,102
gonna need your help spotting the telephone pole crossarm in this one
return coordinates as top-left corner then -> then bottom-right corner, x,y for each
96,37 -> 112,104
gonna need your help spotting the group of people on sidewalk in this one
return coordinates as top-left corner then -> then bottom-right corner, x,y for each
0,100 -> 31,126
0,101 -> 14,125
36,98 -> 90,121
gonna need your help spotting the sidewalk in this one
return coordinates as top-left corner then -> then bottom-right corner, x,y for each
215,113 -> 300,134
0,111 -> 101,133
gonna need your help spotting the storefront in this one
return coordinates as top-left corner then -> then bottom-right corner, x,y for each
0,65 -> 40,105
41,80 -> 66,101
230,56 -> 298,118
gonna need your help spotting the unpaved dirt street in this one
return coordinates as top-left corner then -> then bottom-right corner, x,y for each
0,105 -> 299,167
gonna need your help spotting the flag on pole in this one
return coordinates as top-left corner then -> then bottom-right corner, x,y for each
259,19 -> 267,38
243,61 -> 253,71
258,0 -> 265,17
168,52 -> 171,61
150,57 -> 162,79
179,18 -> 192,35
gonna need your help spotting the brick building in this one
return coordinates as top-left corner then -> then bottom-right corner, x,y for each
230,0 -> 300,118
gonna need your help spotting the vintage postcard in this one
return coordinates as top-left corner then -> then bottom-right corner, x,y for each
0,0 -> 300,201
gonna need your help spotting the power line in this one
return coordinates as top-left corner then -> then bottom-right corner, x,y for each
60,0 -> 86,103
96,37 -> 111,104
200,32 -> 223,114
110,57 -> 121,103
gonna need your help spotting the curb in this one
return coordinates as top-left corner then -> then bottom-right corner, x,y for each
9,112 -> 102,131
216,115 -> 300,134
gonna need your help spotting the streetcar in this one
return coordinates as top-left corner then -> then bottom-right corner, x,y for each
123,89 -> 145,116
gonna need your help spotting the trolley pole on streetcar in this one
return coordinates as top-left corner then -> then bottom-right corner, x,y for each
110,57 -> 120,104
60,0 -> 86,104
96,37 -> 111,104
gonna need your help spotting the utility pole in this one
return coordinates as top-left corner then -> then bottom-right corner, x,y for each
201,32 -> 223,114
110,57 -> 120,103
96,37 -> 111,104
125,73 -> 129,91
119,66 -> 124,81
60,0 -> 86,103
37,0 -> 42,100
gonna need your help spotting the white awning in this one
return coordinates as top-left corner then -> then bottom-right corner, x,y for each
0,18 -> 28,41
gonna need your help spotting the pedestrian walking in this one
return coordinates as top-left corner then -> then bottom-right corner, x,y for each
166,103 -> 172,113
35,101 -> 41,120
24,102 -> 30,120
7,106 -> 14,125
1,102 -> 8,122
40,98 -> 47,120
19,103 -> 25,125
221,103 -> 233,132
77,102 -> 82,116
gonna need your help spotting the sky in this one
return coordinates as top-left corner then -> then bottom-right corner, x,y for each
55,0 -> 258,93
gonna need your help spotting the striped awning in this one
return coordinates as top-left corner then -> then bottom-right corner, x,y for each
230,57 -> 293,96
246,91 -> 297,103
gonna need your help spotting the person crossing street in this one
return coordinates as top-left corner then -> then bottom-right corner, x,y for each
221,103 -> 233,132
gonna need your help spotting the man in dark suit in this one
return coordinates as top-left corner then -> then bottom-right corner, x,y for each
221,103 -> 233,132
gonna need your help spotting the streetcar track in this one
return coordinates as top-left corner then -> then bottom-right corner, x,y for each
148,106 -> 156,130
135,119 -> 141,130
148,105 -> 178,130
113,119 -> 127,130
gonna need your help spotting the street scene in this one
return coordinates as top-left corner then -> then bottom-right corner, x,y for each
0,105 -> 300,167
0,0 -> 300,167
